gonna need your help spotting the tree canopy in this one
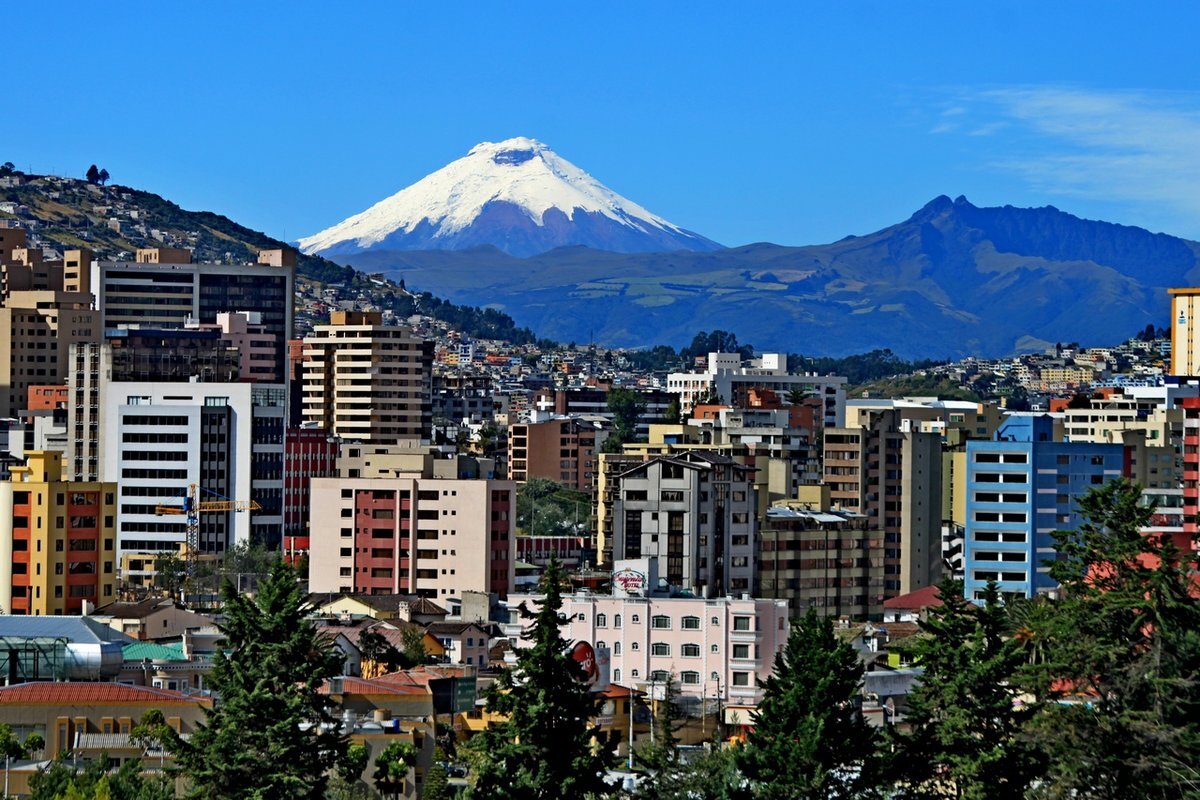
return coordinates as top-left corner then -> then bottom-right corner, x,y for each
466,559 -> 609,799
170,561 -> 346,799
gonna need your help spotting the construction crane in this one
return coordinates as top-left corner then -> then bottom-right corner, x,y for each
156,484 -> 261,599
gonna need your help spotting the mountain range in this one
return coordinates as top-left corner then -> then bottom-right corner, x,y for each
332,194 -> 1200,359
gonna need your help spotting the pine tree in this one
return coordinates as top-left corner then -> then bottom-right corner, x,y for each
736,608 -> 882,800
467,558 -> 610,799
893,577 -> 1039,799
1024,479 -> 1200,798
170,560 -> 346,799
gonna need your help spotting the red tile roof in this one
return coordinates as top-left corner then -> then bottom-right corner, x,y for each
882,583 -> 944,610
0,682 -> 203,705
319,676 -> 428,696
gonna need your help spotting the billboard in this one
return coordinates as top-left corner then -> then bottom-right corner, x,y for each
571,641 -> 611,693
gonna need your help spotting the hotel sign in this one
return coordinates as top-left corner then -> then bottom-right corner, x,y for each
612,568 -> 646,595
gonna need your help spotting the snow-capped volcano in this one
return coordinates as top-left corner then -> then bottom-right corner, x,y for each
298,137 -> 722,258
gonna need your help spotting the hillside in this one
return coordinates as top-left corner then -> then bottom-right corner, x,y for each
0,170 -> 539,342
335,196 -> 1200,359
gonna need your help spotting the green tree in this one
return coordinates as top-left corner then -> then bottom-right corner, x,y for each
373,740 -> 418,799
606,386 -> 646,447
1023,479 -> 1200,798
639,745 -> 750,800
467,559 -> 610,800
401,626 -> 428,666
0,723 -> 23,799
130,708 -> 173,770
358,628 -> 404,675
152,552 -> 186,598
736,608 -> 882,800
663,397 -> 682,424
29,759 -> 172,800
85,164 -> 100,184
97,168 -> 110,186
423,747 -> 452,800
330,742 -> 371,800
892,578 -> 1039,799
170,561 -> 346,799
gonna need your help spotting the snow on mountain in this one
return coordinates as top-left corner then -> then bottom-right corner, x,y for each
298,137 -> 722,257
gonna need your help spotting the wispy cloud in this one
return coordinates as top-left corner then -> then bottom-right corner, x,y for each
939,86 -> 1200,230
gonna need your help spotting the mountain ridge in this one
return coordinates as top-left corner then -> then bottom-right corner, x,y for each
332,196 -> 1200,359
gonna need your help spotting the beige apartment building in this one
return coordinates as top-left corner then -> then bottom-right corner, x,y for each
824,408 -> 943,599
302,311 -> 434,443
508,415 -> 606,490
307,475 -> 516,602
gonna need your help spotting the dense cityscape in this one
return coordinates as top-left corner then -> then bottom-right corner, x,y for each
5,4 -> 1200,798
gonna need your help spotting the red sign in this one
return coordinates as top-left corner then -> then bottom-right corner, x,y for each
572,641 -> 599,686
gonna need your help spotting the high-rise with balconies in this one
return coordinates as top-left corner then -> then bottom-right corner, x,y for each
302,311 -> 433,443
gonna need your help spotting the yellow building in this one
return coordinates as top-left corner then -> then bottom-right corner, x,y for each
1170,287 -> 1200,377
0,451 -> 118,615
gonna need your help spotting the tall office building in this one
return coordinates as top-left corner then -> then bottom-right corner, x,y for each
91,248 -> 294,381
823,408 -> 943,598
963,415 -> 1124,600
302,311 -> 433,443
68,327 -> 286,558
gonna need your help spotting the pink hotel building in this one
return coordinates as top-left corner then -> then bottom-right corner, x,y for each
516,593 -> 789,719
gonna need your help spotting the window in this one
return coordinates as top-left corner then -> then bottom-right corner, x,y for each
650,670 -> 670,683
613,668 -> 621,682
681,671 -> 700,685
681,643 -> 701,658
651,642 -> 671,656
732,671 -> 751,687
733,616 -> 751,631
614,614 -> 622,628
596,613 -> 607,628
613,642 -> 622,655
711,616 -> 719,626
681,616 -> 700,630
631,642 -> 640,651
631,669 -> 640,678
651,615 -> 671,629
631,614 -> 640,624
711,644 -> 720,653
732,644 -> 750,659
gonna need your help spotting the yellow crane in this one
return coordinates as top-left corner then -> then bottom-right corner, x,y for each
156,484 -> 262,596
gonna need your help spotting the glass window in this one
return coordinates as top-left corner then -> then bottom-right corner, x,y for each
681,616 -> 700,630
596,613 -> 607,627
651,615 -> 671,629
614,614 -> 622,628
733,616 -> 751,631
732,671 -> 751,687
681,643 -> 700,658
681,671 -> 700,685
651,643 -> 670,656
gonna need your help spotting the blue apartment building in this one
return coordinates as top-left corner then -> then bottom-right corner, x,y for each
963,415 -> 1125,600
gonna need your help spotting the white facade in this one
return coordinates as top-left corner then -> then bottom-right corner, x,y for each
667,351 -> 847,427
99,382 -> 286,559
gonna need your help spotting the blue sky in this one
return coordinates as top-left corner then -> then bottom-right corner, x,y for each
8,2 -> 1200,246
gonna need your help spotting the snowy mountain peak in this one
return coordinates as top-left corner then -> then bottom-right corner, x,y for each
298,138 -> 722,258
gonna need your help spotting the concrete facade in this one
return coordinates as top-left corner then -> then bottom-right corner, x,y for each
308,476 -> 516,601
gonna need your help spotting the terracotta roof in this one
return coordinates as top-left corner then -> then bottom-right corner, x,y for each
407,597 -> 449,616
882,583 -> 945,610
319,676 -> 428,697
0,682 -> 203,705
599,683 -> 644,699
